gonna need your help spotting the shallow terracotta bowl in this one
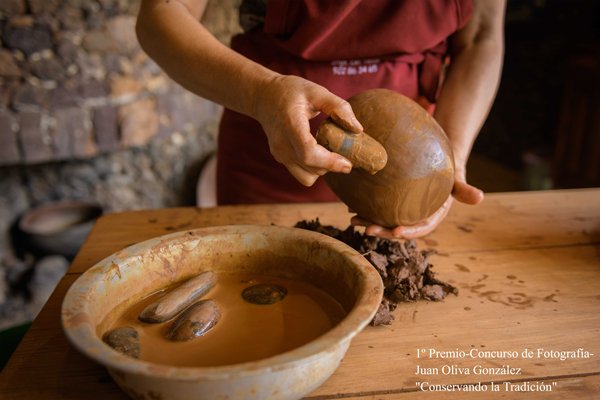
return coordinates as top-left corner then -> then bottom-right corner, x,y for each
62,225 -> 383,400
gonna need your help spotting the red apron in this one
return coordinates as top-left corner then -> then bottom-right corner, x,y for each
217,0 -> 473,205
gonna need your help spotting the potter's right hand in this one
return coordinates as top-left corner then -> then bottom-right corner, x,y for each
252,75 -> 363,186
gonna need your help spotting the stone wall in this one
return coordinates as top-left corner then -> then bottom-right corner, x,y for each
0,0 -> 240,164
0,0 -> 242,328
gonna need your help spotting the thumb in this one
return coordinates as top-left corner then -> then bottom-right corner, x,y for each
452,180 -> 484,205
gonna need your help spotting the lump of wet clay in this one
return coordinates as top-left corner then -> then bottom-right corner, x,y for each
371,299 -> 396,326
242,284 -> 288,305
295,219 -> 458,326
166,299 -> 221,341
316,88 -> 454,228
103,326 -> 140,358
139,270 -> 216,323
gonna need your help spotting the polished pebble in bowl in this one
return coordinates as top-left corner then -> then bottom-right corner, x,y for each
241,284 -> 288,305
102,326 -> 140,359
166,299 -> 222,342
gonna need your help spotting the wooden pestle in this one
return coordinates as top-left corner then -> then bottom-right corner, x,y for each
316,121 -> 388,175
139,271 -> 216,323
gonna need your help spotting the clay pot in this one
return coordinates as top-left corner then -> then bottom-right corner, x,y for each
17,200 -> 103,260
62,225 -> 383,400
317,89 -> 454,227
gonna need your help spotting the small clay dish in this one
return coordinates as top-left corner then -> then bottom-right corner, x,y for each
17,200 -> 103,259
62,225 -> 383,400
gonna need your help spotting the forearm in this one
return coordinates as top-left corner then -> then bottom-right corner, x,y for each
136,0 -> 279,118
434,42 -> 503,169
433,2 -> 505,171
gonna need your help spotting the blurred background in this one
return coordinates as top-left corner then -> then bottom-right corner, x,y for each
0,0 -> 599,367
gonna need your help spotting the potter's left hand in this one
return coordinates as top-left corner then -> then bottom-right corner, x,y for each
351,170 -> 484,239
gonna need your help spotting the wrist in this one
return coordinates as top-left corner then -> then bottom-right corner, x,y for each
244,68 -> 282,122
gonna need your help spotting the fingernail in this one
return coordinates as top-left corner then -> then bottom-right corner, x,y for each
341,160 -> 352,173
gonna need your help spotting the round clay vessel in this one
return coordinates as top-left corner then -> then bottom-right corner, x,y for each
62,225 -> 383,400
323,89 -> 455,227
17,200 -> 103,259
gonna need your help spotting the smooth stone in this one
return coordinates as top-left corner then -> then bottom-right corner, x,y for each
103,326 -> 140,358
241,283 -> 288,305
165,299 -> 221,342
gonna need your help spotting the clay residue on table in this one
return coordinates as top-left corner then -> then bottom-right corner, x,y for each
295,219 -> 457,326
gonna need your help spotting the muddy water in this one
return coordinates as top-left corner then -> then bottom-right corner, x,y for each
105,274 -> 347,367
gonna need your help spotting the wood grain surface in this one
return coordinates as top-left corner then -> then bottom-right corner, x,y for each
1,189 -> 599,399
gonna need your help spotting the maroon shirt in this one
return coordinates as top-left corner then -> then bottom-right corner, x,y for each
217,0 -> 472,205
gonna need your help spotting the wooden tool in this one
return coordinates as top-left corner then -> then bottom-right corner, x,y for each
316,122 -> 388,175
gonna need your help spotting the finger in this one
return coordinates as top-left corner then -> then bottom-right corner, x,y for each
294,140 -> 352,174
330,106 -> 363,133
311,89 -> 363,133
364,224 -> 387,236
366,225 -> 405,240
391,223 -> 436,239
287,113 -> 353,173
286,163 -> 320,187
391,198 -> 452,238
352,195 -> 453,239
349,216 -> 394,238
452,181 -> 484,205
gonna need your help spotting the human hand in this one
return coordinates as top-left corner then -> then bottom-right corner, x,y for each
351,169 -> 484,239
252,74 -> 363,186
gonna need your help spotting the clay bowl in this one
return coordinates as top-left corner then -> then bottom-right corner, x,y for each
320,89 -> 455,227
17,200 -> 103,259
62,225 -> 383,400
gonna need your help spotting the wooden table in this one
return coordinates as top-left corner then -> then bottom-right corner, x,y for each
1,189 -> 599,399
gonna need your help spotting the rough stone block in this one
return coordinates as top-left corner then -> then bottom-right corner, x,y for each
48,84 -> 79,108
0,0 -> 25,15
12,84 -> 47,111
106,15 -> 138,53
155,93 -> 174,137
56,6 -> 85,31
50,111 -> 71,159
0,49 -> 21,78
93,105 -> 119,152
119,97 -> 158,147
76,52 -> 107,81
110,75 -> 143,98
54,107 -> 97,159
82,29 -> 118,53
18,110 -> 53,163
155,90 -> 186,137
26,0 -> 60,14
0,110 -> 21,165
56,34 -> 79,63
79,79 -> 108,101
31,57 -> 65,81
0,86 -> 6,111
2,24 -> 52,56
0,80 -> 19,110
